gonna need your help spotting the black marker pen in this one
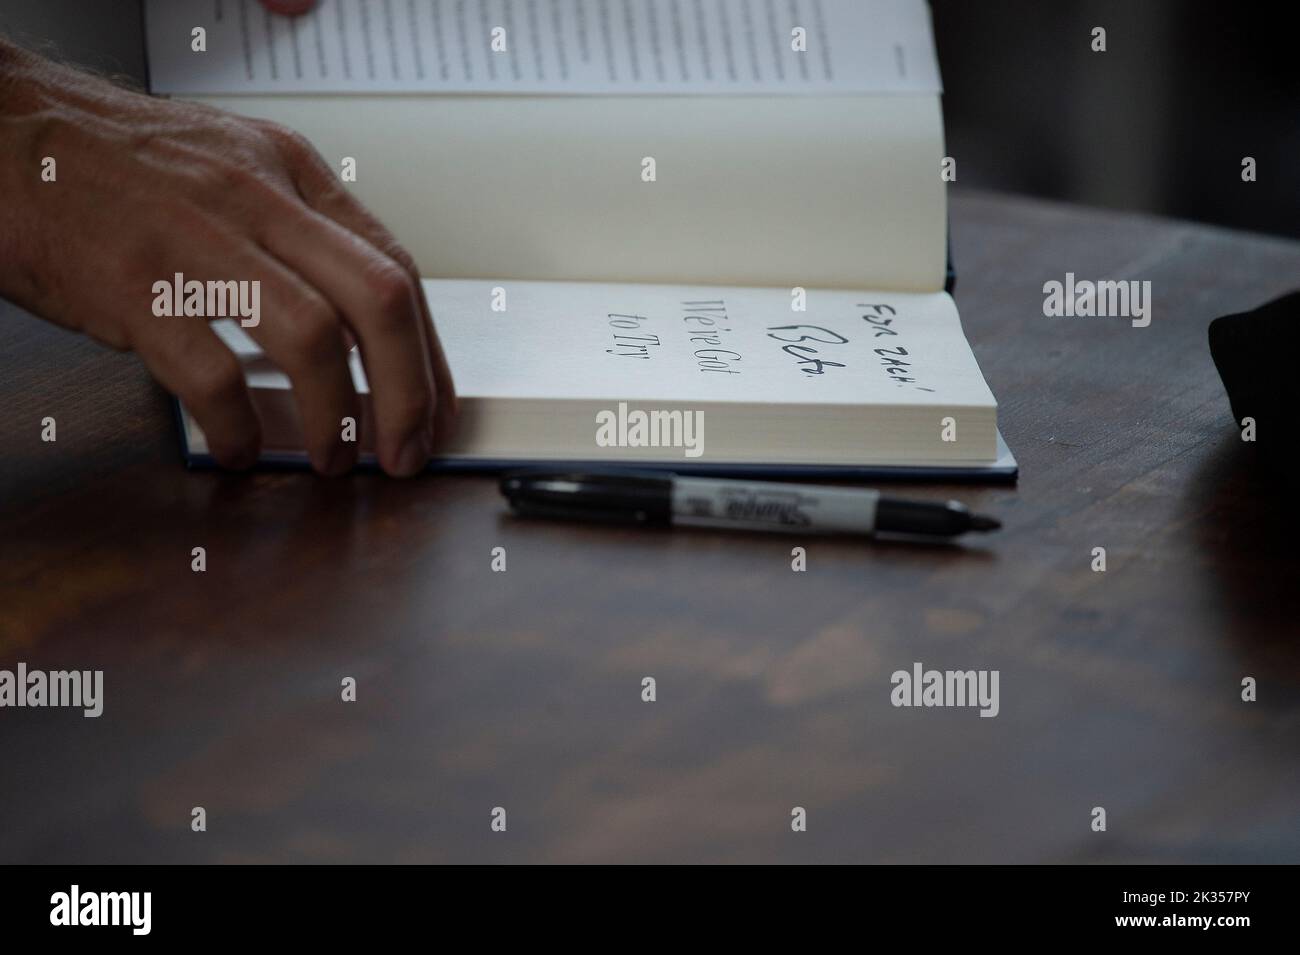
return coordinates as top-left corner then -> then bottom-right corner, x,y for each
500,471 -> 1001,539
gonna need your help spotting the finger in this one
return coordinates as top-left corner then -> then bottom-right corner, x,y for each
129,317 -> 261,470
233,245 -> 361,476
259,0 -> 317,15
257,200 -> 437,478
284,151 -> 458,447
300,190 -> 458,447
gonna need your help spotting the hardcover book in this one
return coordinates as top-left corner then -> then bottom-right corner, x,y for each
149,0 -> 1016,480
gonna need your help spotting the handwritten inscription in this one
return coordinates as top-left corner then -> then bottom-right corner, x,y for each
605,313 -> 659,358
602,296 -> 936,393
765,325 -> 848,375
682,300 -> 743,374
761,303 -> 934,392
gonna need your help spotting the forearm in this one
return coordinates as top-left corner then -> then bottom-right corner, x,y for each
0,37 -> 154,320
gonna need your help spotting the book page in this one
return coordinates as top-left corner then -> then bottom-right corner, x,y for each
190,91 -> 945,289
213,279 -> 994,410
423,280 -> 992,409
147,0 -> 941,96
203,279 -> 996,463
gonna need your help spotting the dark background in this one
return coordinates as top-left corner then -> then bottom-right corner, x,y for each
2,0 -> 1296,239
932,0 -> 1300,238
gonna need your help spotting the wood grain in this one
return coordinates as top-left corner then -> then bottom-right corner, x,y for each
2,191 -> 1298,863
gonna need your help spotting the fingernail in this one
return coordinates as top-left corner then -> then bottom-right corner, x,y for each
393,432 -> 430,477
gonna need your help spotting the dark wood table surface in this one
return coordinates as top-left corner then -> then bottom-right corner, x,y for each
3,191 -> 1298,864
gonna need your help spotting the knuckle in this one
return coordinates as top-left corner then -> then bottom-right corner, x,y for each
279,127 -> 314,154
384,243 -> 420,278
262,122 -> 316,161
195,159 -> 268,198
366,262 -> 418,323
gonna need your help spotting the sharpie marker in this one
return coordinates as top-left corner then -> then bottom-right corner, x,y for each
500,471 -> 1001,539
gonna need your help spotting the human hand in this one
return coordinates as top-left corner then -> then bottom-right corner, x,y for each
0,33 -> 454,477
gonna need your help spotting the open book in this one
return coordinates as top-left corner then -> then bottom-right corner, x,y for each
148,0 -> 1016,479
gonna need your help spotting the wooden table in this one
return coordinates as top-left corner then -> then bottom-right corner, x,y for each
3,191 -> 1298,863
